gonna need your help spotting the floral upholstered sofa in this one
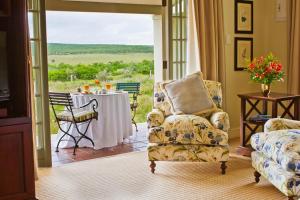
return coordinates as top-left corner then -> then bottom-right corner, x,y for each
251,118 -> 300,200
147,80 -> 230,174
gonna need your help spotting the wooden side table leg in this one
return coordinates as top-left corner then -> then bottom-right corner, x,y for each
294,98 -> 300,120
272,102 -> 278,118
240,98 -> 246,147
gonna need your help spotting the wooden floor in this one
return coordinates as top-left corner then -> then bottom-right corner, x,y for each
51,123 -> 148,167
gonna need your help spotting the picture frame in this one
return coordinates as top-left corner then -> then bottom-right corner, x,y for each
234,37 -> 253,71
235,0 -> 253,34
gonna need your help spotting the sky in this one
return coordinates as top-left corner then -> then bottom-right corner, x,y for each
46,11 -> 154,45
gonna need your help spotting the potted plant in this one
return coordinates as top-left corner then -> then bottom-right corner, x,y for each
246,53 -> 284,97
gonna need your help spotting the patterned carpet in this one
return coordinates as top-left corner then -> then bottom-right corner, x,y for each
36,151 -> 288,200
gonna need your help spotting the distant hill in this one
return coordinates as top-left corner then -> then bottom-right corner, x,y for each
47,43 -> 154,55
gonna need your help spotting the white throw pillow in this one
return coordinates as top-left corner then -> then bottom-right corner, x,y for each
160,72 -> 217,115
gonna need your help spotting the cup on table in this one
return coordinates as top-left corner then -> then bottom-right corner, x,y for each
105,83 -> 112,91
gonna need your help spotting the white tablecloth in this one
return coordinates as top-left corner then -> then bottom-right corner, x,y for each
56,92 -> 133,150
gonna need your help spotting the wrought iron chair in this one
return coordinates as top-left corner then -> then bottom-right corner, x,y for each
116,82 -> 140,132
49,92 -> 98,155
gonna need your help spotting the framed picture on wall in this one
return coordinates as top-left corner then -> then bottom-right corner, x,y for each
234,37 -> 253,71
235,0 -> 253,34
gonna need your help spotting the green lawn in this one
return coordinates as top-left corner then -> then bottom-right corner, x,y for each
48,53 -> 153,65
49,74 -> 154,134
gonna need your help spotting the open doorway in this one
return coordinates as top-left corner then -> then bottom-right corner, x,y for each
45,11 -> 155,166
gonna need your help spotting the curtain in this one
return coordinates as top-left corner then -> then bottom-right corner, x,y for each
288,0 -> 300,94
25,3 -> 39,180
193,0 -> 226,84
186,0 -> 200,74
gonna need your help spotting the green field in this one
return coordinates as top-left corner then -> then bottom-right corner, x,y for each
48,43 -> 153,55
48,43 -> 154,134
48,53 -> 153,65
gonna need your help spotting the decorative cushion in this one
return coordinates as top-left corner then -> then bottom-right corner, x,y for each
148,115 -> 228,146
252,151 -> 300,197
148,143 -> 229,162
57,109 -> 97,122
160,72 -> 217,116
153,79 -> 223,117
251,130 -> 300,174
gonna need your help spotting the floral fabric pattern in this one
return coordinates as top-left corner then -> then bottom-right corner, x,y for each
252,151 -> 300,197
153,80 -> 223,117
251,130 -> 300,174
147,109 -> 165,128
149,79 -> 229,165
148,144 -> 229,162
264,118 -> 300,132
203,80 -> 223,109
210,111 -> 230,132
148,115 -> 228,146
153,82 -> 172,117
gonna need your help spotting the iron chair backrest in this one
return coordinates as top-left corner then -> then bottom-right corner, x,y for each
49,92 -> 73,107
49,92 -> 74,119
116,82 -> 140,95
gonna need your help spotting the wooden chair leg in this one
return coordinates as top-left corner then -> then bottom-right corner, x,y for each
220,161 -> 227,175
150,161 -> 156,174
254,171 -> 261,183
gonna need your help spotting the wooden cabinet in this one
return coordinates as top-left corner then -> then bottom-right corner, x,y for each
0,0 -> 36,199
0,122 -> 35,200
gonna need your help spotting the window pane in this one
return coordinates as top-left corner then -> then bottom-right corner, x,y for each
28,12 -> 34,38
30,41 -> 40,66
172,40 -> 177,62
34,68 -> 41,96
171,0 -> 187,79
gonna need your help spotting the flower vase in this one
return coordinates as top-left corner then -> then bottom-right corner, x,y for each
261,84 -> 271,97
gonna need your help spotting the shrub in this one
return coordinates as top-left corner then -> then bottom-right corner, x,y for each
48,70 -> 69,81
74,65 -> 99,79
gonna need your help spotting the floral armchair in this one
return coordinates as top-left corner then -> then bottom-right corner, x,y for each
147,80 -> 230,174
251,118 -> 300,200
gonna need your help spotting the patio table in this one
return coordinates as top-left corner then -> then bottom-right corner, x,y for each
56,91 -> 133,150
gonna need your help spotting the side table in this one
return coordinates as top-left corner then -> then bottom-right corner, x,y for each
237,92 -> 300,157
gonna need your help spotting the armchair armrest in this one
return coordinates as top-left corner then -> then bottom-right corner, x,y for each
264,118 -> 300,132
147,109 -> 165,128
210,110 -> 230,132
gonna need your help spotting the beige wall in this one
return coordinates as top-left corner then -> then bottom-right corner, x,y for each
223,0 -> 288,138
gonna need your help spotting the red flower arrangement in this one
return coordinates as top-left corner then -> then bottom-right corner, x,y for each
246,53 -> 284,85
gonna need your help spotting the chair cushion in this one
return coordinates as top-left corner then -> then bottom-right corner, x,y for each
160,72 -> 217,116
148,143 -> 229,162
57,109 -> 97,122
251,130 -> 300,174
148,115 -> 228,146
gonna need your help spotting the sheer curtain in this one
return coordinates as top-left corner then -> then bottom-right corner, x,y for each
186,0 -> 200,75
288,0 -> 300,94
192,0 -> 226,84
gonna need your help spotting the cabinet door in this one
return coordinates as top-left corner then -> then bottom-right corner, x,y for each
0,123 -> 35,200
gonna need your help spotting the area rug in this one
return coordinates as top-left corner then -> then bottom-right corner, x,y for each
36,152 -> 286,200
